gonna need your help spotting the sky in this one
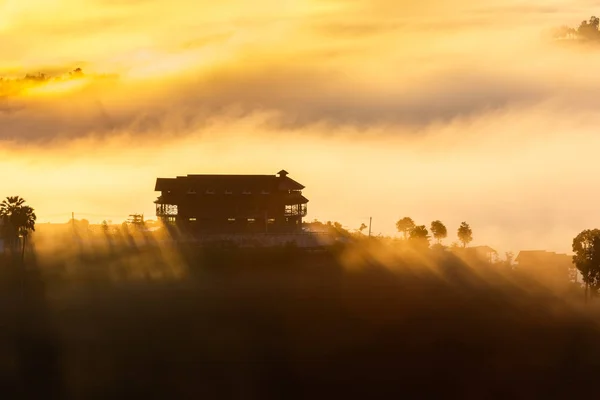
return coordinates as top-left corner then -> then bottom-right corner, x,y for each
2,0 -> 600,254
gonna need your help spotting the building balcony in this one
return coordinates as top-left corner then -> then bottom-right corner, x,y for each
156,203 -> 178,217
284,204 -> 307,217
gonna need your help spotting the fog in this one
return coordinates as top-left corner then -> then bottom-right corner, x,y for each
2,227 -> 596,397
2,0 -> 600,252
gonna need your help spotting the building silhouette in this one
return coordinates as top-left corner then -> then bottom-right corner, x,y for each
515,250 -> 574,285
154,170 -> 308,234
449,245 -> 498,264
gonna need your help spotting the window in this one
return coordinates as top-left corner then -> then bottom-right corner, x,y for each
224,190 -> 233,195
261,190 -> 270,195
242,190 -> 252,195
189,217 -> 197,221
248,218 -> 256,223
187,189 -> 196,195
267,218 -> 275,224
228,218 -> 236,222
205,189 -> 215,195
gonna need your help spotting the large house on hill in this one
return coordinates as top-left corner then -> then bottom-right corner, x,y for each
154,170 -> 309,234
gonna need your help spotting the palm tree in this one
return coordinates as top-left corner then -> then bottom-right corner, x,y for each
0,196 -> 37,262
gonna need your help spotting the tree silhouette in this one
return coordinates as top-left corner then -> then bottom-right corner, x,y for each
396,217 -> 415,240
0,196 -> 36,262
430,220 -> 448,244
71,68 -> 84,78
409,225 -> 430,247
553,15 -> 600,41
551,25 -> 577,39
578,16 -> 600,40
572,229 -> 600,303
457,222 -> 473,248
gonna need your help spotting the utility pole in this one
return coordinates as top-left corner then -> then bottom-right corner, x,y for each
584,241 -> 589,305
368,217 -> 372,238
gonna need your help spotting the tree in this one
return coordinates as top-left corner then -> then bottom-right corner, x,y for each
409,225 -> 430,247
0,196 -> 36,262
358,223 -> 368,234
577,16 -> 600,40
68,68 -> 84,79
430,220 -> 447,244
572,229 -> 600,303
457,222 -> 473,248
396,217 -> 415,240
551,15 -> 600,42
551,25 -> 577,39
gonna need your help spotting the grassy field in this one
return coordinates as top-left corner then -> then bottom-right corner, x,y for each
0,238 -> 597,398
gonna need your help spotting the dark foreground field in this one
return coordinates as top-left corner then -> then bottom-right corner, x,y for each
0,242 -> 598,399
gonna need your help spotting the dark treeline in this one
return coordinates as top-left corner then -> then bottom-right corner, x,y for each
552,15 -> 600,41
1,196 -> 600,398
395,217 -> 473,248
1,238 -> 597,398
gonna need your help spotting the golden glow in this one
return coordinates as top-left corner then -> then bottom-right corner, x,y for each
21,78 -> 90,97
1,0 -> 598,254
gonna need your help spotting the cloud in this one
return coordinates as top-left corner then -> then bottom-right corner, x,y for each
0,45 -> 587,143
2,0 -> 600,253
1,0 -> 594,142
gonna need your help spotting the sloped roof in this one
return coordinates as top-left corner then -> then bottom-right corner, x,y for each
450,245 -> 497,254
155,171 -> 305,192
515,250 -> 572,263
285,192 -> 309,204
515,251 -> 546,262
469,246 -> 497,254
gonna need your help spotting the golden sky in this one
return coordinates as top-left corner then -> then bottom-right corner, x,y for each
2,0 -> 600,253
